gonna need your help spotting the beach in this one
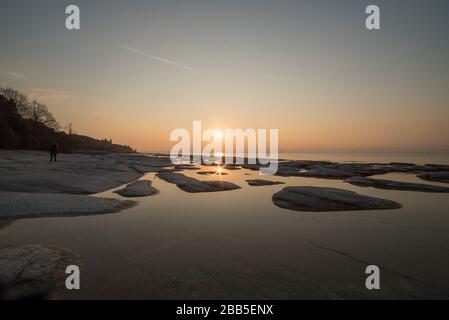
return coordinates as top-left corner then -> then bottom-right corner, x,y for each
1,150 -> 449,299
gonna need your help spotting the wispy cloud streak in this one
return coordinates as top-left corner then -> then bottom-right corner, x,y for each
120,44 -> 195,72
6,71 -> 26,80
22,88 -> 73,104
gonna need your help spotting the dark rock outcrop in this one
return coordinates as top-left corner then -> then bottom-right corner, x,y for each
272,186 -> 401,212
344,176 -> 449,192
417,172 -> 449,184
114,180 -> 159,197
246,179 -> 285,186
157,172 -> 240,193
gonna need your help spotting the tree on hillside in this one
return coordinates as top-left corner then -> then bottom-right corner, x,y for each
65,122 -> 74,135
0,87 -> 60,131
29,100 -> 60,130
1,87 -> 134,153
0,87 -> 31,117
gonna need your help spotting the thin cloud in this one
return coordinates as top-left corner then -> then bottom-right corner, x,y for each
22,88 -> 73,104
6,71 -> 26,80
120,44 -> 196,72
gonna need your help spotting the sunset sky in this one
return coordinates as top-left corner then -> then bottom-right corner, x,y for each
1,0 -> 448,152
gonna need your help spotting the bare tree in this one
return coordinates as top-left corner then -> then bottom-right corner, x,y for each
0,87 -> 31,117
1,87 -> 61,131
29,100 -> 60,131
64,122 -> 74,135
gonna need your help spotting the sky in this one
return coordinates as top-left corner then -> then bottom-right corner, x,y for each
1,0 -> 448,152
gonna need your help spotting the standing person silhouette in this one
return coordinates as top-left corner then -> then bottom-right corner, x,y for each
49,143 -> 59,163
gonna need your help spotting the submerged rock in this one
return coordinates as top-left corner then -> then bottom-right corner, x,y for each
417,172 -> 449,184
272,186 -> 401,212
114,180 -> 159,197
0,245 -> 79,299
246,179 -> 285,186
344,176 -> 449,193
156,172 -> 240,193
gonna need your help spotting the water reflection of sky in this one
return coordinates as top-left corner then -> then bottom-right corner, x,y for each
1,159 -> 449,299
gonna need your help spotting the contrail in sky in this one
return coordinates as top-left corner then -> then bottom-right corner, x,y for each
120,44 -> 196,72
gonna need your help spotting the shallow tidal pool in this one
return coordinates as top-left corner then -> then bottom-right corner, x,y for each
1,164 -> 449,299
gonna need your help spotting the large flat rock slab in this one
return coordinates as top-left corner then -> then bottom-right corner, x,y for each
156,172 -> 240,193
0,245 -> 78,299
273,161 -> 449,179
0,151 -> 175,194
345,176 -> 449,193
417,172 -> 449,184
114,180 -> 159,197
272,186 -> 401,212
0,191 -> 135,219
296,169 -> 359,179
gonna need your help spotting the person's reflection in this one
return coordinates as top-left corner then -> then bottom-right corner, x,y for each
0,219 -> 12,230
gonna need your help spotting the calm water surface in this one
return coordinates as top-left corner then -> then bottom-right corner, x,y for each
1,153 -> 449,299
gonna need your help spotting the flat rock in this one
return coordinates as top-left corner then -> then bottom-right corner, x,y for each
296,169 -> 359,179
275,166 -> 300,177
0,191 -> 135,219
114,180 -> 159,197
422,164 -> 449,172
174,164 -> 200,170
241,164 -> 263,171
0,150 -> 174,194
274,161 -> 432,178
0,245 -> 79,299
417,172 -> 449,184
272,186 -> 401,212
223,164 -> 241,170
345,176 -> 449,193
197,171 -> 228,176
156,172 -> 240,193
246,179 -> 285,186
130,164 -> 176,173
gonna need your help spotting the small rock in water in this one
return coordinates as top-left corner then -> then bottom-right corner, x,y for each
197,171 -> 228,176
223,164 -> 242,170
246,179 -> 285,186
272,186 -> 401,212
174,164 -> 200,170
344,176 -> 449,193
114,180 -> 159,197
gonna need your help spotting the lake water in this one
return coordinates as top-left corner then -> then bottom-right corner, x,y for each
1,152 -> 449,299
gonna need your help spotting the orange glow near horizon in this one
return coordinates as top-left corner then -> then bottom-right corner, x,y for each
2,2 -> 448,153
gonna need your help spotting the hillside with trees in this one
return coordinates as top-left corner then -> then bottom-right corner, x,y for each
0,87 -> 135,154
